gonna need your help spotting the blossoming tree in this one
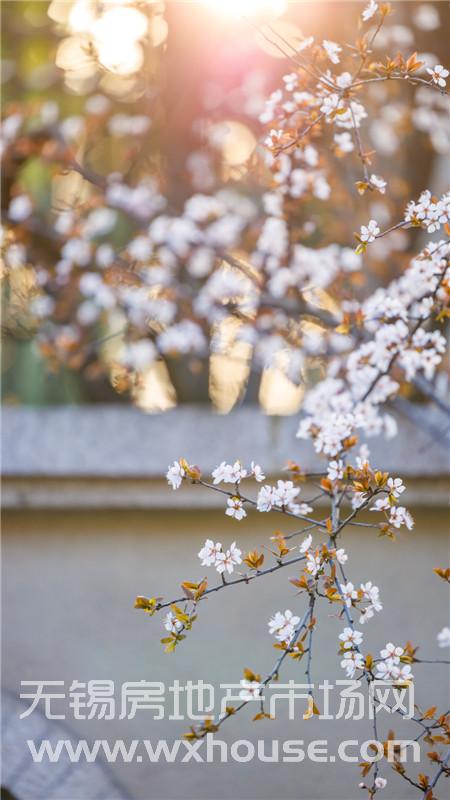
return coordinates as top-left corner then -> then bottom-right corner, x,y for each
2,0 -> 450,796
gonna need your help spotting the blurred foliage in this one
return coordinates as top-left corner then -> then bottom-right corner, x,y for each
1,1 -> 449,406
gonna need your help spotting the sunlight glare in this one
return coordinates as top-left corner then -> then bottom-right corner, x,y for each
202,0 -> 286,20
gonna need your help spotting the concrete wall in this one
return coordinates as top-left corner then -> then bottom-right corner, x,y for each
2,406 -> 450,800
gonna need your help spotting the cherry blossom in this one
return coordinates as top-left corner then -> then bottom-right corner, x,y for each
370,497 -> 390,512
340,582 -> 358,607
299,534 -> 313,554
163,612 -> 183,635
166,460 -> 185,490
388,506 -> 414,530
341,651 -> 365,678
250,462 -> 266,482
359,219 -> 381,244
322,40 -> 342,65
8,194 -> 32,222
386,477 -> 405,498
327,460 -> 344,481
257,480 -> 301,514
225,498 -> 247,521
369,174 -> 387,194
239,680 -> 262,701
198,539 -> 222,567
212,461 -> 248,485
268,609 -> 300,643
306,552 -> 323,577
362,0 -> 378,22
427,64 -> 449,88
380,642 -> 404,663
335,548 -> 348,565
216,541 -> 242,574
375,660 -> 398,680
339,627 -> 363,649
437,626 -> 450,648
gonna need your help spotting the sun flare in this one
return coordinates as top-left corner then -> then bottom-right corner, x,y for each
201,0 -> 286,20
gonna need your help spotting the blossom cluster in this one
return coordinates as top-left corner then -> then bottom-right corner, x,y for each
198,539 -> 242,575
268,609 -> 301,645
375,642 -> 413,682
2,1 -> 449,399
340,581 -> 383,626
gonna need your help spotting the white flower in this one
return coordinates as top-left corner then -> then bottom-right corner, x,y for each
360,607 -> 375,625
121,340 -> 156,370
327,459 -> 344,481
82,208 -> 116,239
216,540 -> 242,573
380,642 -> 404,664
250,461 -> 266,482
437,626 -> 450,648
389,506 -> 414,530
257,485 -> 274,512
339,627 -> 363,649
396,664 -> 414,682
212,460 -> 248,484
374,777 -> 387,789
377,661 -> 413,682
166,460 -> 185,490
427,65 -> 449,88
299,534 -> 313,554
8,195 -> 32,222
340,582 -> 358,607
320,93 -> 340,116
257,480 -> 300,514
268,609 -> 300,643
96,243 -> 115,268
283,72 -> 298,92
362,0 -> 378,22
306,552 -> 322,577
335,71 -> 352,89
273,480 -> 300,509
370,497 -> 390,512
61,237 -> 91,266
198,539 -> 222,567
359,581 -> 383,624
352,491 -> 368,510
375,660 -> 397,680
323,39 -> 341,65
334,131 -> 354,153
297,503 -> 313,516
356,444 -> 370,469
164,611 -> 183,634
369,174 -> 387,194
361,581 -> 382,611
359,219 -> 380,243
225,497 -> 247,521
341,651 -> 365,677
128,235 -> 152,261
239,680 -> 262,701
336,548 -> 348,565
387,477 -> 405,498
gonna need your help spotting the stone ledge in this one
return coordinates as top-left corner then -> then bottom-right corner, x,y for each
2,404 -> 449,509
2,404 -> 449,478
2,475 -> 449,509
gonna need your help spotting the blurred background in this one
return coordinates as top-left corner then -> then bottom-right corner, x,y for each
2,0 -> 449,412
